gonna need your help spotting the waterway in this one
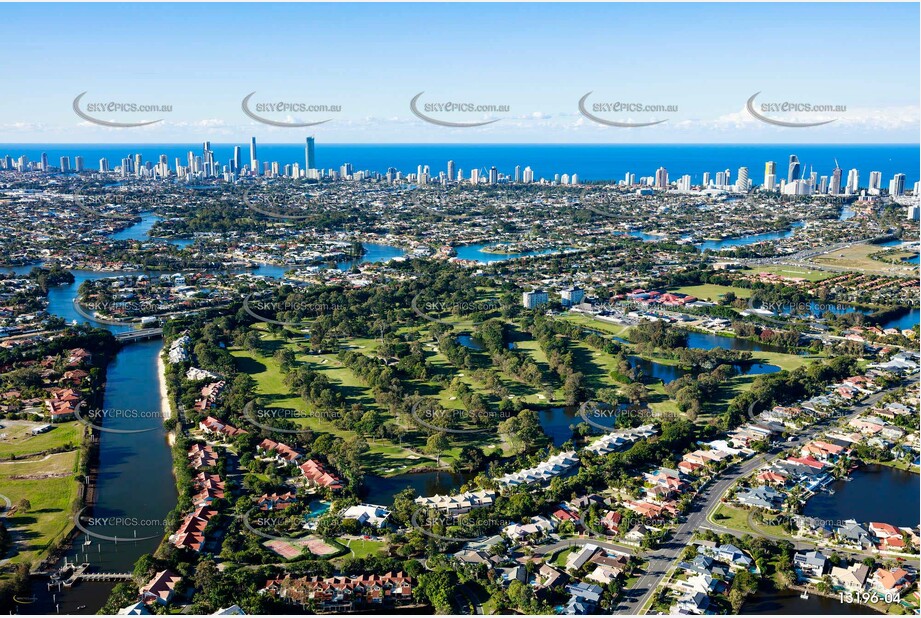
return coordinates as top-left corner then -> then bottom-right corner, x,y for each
362,470 -> 472,506
453,243 -> 566,263
879,308 -> 921,332
743,585 -> 881,615
628,222 -> 805,252
802,464 -> 920,528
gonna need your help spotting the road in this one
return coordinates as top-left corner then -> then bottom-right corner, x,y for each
614,375 -> 916,615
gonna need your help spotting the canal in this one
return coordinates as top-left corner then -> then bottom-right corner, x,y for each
802,463 -> 920,528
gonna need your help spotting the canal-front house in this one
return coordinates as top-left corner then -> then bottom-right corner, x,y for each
139,569 -> 181,606
870,567 -> 913,596
830,562 -> 870,593
171,506 -> 217,553
793,550 -> 828,582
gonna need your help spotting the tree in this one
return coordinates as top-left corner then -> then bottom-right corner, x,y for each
416,570 -> 457,614
425,433 -> 449,466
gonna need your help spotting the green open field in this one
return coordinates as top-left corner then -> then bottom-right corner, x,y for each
0,420 -> 84,458
808,243 -> 918,275
747,265 -> 837,282
340,537 -> 388,559
672,284 -> 752,301
557,312 -> 634,339
0,450 -> 81,565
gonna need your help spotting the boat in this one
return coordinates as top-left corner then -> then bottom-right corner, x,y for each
800,591 -> 809,600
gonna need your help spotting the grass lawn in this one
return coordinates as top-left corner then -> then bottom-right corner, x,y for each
340,538 -> 388,559
645,382 -> 683,419
0,420 -> 84,458
0,451 -> 81,565
748,265 -> 837,282
709,503 -> 760,535
808,243 -> 919,275
557,313 -> 634,339
672,284 -> 752,301
552,546 -> 576,568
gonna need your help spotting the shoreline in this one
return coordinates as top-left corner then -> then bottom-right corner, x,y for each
157,350 -> 176,447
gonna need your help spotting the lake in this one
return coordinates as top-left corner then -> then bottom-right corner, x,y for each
362,470 -> 472,506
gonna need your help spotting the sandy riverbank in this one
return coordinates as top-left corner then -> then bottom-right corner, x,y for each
157,351 -> 176,446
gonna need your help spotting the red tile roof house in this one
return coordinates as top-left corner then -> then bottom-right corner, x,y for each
624,500 -> 664,519
66,348 -> 92,367
139,569 -> 182,606
880,536 -> 907,551
786,456 -> 827,470
61,369 -> 89,385
258,491 -> 297,511
258,438 -> 303,463
678,460 -> 704,475
198,415 -> 248,438
843,376 -> 876,393
191,472 -> 225,506
299,459 -> 344,490
869,522 -> 901,539
756,471 -> 788,486
188,443 -> 218,470
870,568 -> 912,596
551,508 -> 580,524
262,572 -> 413,612
171,506 -> 217,553
194,381 -> 226,412
801,441 -> 846,462
44,387 -> 82,422
601,511 -> 622,534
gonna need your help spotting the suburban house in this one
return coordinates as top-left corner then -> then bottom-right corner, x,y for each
830,563 -> 871,593
793,550 -> 828,581
139,570 -> 182,606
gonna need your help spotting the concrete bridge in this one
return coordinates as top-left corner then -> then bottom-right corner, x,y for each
114,328 -> 163,342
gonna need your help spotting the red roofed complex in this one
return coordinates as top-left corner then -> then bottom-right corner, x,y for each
259,438 -> 303,463
299,459 -> 344,490
262,572 -> 413,612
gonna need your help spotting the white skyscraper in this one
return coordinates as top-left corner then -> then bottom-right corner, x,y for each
249,137 -> 258,169
735,167 -> 750,192
889,173 -> 906,197
655,167 -> 668,188
702,172 -> 711,187
829,168 -> 842,195
846,169 -> 859,194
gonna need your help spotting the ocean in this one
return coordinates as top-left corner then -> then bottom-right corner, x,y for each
0,143 -> 917,185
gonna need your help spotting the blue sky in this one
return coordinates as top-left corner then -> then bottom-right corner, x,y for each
1,3 -> 918,143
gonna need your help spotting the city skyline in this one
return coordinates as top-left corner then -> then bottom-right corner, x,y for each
3,137 -> 915,196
